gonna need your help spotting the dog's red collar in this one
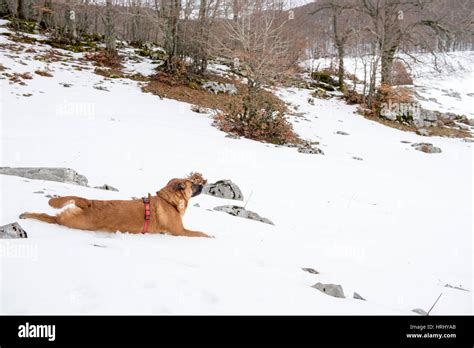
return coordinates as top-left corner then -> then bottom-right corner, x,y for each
142,197 -> 151,233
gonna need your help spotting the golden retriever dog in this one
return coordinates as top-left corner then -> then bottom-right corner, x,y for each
19,178 -> 211,238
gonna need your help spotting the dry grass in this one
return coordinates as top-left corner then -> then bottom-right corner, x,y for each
35,69 -> 53,77
143,72 -> 286,115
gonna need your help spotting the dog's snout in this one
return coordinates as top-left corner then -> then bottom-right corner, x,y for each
191,183 -> 203,197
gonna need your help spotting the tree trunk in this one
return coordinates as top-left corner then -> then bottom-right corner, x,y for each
65,5 -> 78,43
17,0 -> 25,19
380,45 -> 396,86
104,0 -> 116,56
0,0 -> 9,17
336,43 -> 345,91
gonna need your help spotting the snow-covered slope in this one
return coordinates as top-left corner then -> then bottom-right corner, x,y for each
1,21 -> 472,314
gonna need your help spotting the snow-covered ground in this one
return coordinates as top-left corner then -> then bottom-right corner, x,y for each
1,21 -> 472,314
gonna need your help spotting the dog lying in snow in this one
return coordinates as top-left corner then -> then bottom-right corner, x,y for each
20,174 -> 212,238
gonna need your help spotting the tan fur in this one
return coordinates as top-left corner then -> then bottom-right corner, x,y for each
20,178 -> 211,238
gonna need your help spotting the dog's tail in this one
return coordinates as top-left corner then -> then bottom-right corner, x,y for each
48,196 -> 91,210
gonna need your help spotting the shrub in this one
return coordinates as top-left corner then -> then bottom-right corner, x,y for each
391,60 -> 413,86
85,50 -> 122,68
311,70 -> 337,86
214,94 -> 298,145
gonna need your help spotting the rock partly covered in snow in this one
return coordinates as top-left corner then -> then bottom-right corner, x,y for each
412,308 -> 428,315
302,267 -> 320,274
0,167 -> 88,186
214,205 -> 274,225
94,184 -> 119,192
411,143 -> 442,153
312,282 -> 345,298
353,292 -> 366,301
202,81 -> 237,95
0,222 -> 28,239
297,143 -> 324,155
203,180 -> 243,201
416,128 -> 430,136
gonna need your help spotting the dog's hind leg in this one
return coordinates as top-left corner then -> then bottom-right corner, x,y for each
176,228 -> 212,238
49,196 -> 91,209
19,212 -> 58,224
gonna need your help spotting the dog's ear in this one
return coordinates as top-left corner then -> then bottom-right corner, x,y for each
173,182 -> 186,191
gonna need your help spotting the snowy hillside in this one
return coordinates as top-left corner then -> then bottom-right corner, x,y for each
0,20 -> 472,315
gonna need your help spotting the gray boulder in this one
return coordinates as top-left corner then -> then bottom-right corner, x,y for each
353,292 -> 366,301
203,81 -> 237,95
0,222 -> 28,239
312,282 -> 345,298
203,180 -> 243,201
416,128 -> 430,136
302,267 -> 319,274
94,184 -> 119,192
0,167 -> 88,186
214,205 -> 274,225
412,308 -> 428,316
411,143 -> 442,154
297,144 -> 324,155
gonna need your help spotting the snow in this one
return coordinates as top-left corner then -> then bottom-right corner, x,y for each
0,22 -> 472,315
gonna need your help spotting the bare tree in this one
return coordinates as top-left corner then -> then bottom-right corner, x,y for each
358,0 -> 450,86
104,0 -> 117,56
215,0 -> 290,113
311,0 -> 356,90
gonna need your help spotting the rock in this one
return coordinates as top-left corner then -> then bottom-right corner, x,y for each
380,110 -> 397,121
352,156 -> 363,161
311,282 -> 345,298
297,144 -> 324,155
413,107 -> 438,128
412,308 -> 428,316
400,140 -> 411,144
203,180 -> 243,201
94,184 -> 119,192
416,128 -> 430,136
202,81 -> 237,95
307,97 -> 315,105
94,85 -> 109,92
302,267 -> 319,274
0,222 -> 28,239
33,191 -> 44,194
353,292 -> 366,301
214,205 -> 274,225
225,133 -> 240,139
411,143 -> 442,154
335,131 -> 349,136
193,203 -> 200,207
468,119 -> 474,127
60,82 -> 73,88
191,105 -> 210,114
0,167 -> 88,186
444,283 -> 469,292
